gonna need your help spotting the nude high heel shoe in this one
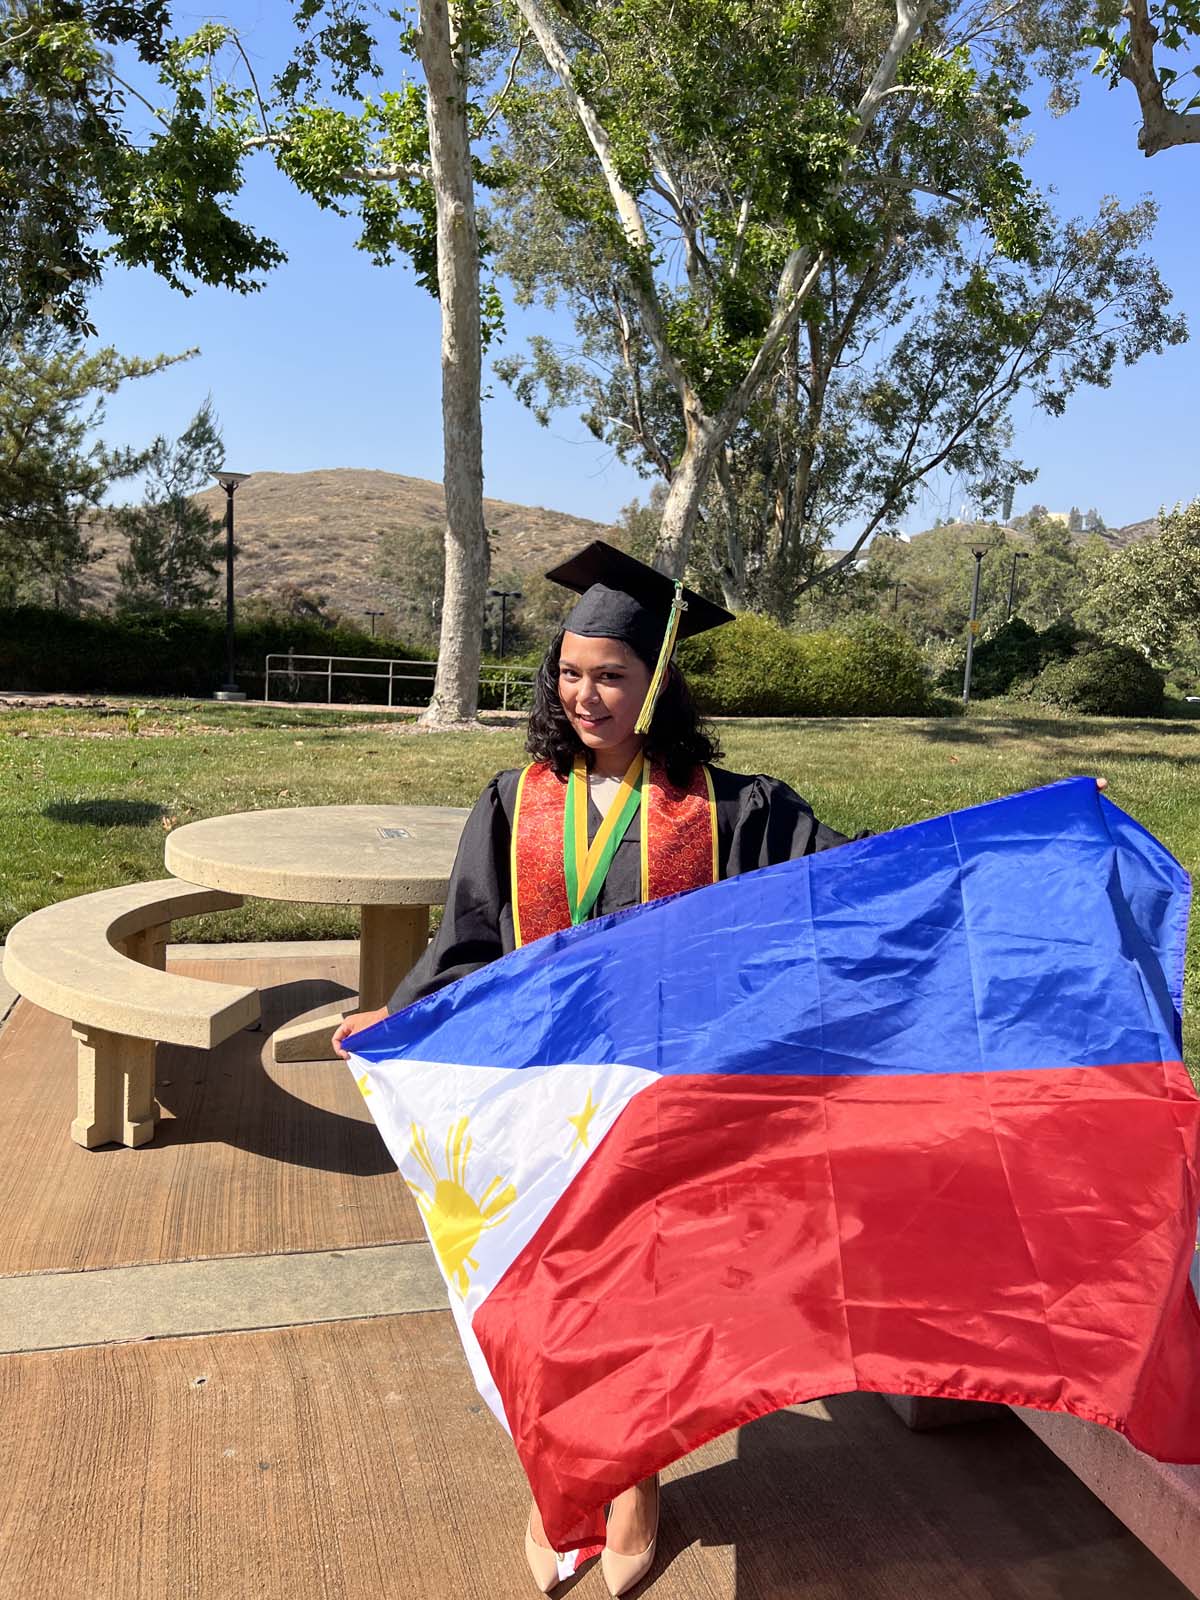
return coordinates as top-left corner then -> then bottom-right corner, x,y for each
524,1515 -> 560,1594
600,1477 -> 659,1597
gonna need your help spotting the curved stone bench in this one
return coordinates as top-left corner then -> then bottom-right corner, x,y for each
3,880 -> 260,1149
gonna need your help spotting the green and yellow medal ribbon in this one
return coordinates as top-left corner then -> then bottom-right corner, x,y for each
563,751 -> 644,925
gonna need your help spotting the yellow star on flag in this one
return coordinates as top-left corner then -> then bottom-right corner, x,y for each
356,1072 -> 372,1098
568,1088 -> 599,1151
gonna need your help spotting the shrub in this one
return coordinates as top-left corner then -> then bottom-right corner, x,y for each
830,617 -> 931,715
962,617 -> 1040,698
939,616 -> 1089,698
1036,617 -> 1090,664
679,614 -> 931,717
0,605 -> 432,702
679,614 -> 805,715
1027,644 -> 1165,717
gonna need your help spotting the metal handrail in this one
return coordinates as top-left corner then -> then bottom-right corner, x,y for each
263,651 -> 535,709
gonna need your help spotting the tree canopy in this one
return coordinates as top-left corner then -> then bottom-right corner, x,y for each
1,0 -> 525,718
115,400 -> 226,610
0,325 -> 189,606
1083,499 -> 1200,660
490,0 -> 1184,606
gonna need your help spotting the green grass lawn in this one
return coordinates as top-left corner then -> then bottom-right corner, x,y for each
3,698 -> 1198,1064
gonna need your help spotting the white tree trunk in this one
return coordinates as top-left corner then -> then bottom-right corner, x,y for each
654,420 -> 722,580
417,0 -> 489,727
1120,0 -> 1200,155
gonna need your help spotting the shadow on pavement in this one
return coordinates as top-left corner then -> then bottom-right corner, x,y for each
153,975 -> 397,1177
657,1399 -> 1190,1599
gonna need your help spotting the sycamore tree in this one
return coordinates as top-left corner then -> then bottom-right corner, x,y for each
115,400 -> 225,609
0,0 -> 176,336
1,0 -> 524,722
501,189 -> 1179,615
492,0 -> 1184,598
1084,1 -> 1200,155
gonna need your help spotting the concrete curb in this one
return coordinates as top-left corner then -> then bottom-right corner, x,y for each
0,1242 -> 445,1355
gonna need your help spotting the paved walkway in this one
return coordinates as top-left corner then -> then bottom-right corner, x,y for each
0,945 -> 1191,1598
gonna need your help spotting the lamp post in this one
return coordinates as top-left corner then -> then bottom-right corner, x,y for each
488,587 -> 522,659
363,610 -> 385,636
1006,551 -> 1030,619
962,545 -> 987,707
213,470 -> 250,701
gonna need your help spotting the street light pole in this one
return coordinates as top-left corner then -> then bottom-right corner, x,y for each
488,587 -> 522,659
213,469 -> 250,701
364,610 -> 385,636
962,547 -> 986,707
1006,551 -> 1030,619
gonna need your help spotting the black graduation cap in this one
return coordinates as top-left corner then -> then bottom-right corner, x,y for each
545,540 -> 733,659
545,540 -> 733,734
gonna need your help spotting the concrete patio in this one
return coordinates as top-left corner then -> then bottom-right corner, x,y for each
0,943 -> 1192,1599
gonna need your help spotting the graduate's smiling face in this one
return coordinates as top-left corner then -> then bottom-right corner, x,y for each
557,632 -> 652,769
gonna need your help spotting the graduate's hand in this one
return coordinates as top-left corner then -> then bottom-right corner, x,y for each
332,1006 -> 389,1059
1096,777 -> 1108,792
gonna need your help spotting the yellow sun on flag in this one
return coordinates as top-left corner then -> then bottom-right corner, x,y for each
406,1119 -> 517,1296
356,1072 -> 372,1098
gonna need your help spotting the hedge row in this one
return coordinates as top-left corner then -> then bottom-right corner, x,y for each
680,615 -> 933,717
5,604 -> 1165,719
0,605 -> 938,718
0,605 -> 434,703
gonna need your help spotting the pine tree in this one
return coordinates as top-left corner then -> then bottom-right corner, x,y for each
116,402 -> 225,610
0,325 -> 182,606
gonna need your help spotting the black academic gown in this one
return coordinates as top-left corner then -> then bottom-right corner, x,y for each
389,765 -> 849,1011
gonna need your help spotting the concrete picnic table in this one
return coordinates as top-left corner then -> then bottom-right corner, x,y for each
165,804 -> 468,1062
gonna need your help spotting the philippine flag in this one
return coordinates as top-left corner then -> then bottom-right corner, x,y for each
347,777 -> 1200,1556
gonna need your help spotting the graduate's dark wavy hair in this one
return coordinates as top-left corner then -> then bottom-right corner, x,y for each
526,629 -> 722,786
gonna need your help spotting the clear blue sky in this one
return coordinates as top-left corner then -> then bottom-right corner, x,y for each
90,18 -> 1198,536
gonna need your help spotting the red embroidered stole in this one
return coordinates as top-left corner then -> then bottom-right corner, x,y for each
511,761 -> 717,947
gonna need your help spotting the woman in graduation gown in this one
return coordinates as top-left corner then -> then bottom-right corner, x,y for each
333,541 -> 852,1596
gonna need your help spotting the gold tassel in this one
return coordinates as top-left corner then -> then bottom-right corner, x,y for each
634,581 -> 686,735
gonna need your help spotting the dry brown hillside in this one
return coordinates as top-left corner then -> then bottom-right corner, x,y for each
82,468 -> 614,621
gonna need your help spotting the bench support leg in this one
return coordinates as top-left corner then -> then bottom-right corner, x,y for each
358,904 -> 429,1011
120,925 -> 168,972
272,903 -> 430,1063
70,1025 -> 158,1149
